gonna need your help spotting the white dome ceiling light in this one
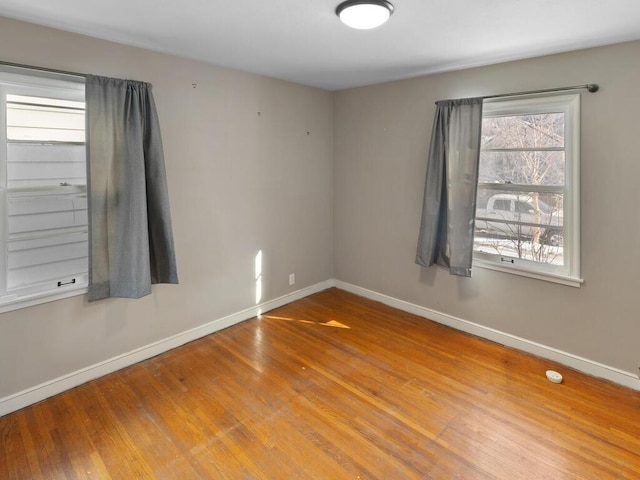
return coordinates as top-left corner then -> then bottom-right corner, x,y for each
336,0 -> 394,30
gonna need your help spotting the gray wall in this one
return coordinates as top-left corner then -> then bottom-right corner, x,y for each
0,17 -> 334,398
334,41 -> 640,374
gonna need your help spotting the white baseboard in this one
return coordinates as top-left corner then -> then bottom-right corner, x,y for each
3,277 -> 637,417
0,279 -> 334,417
334,280 -> 640,391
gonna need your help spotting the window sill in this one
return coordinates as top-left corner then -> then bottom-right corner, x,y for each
473,259 -> 583,287
0,285 -> 87,314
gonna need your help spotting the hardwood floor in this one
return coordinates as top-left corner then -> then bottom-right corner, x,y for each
1,288 -> 639,479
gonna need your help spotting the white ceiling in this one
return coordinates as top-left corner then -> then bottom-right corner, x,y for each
1,0 -> 640,91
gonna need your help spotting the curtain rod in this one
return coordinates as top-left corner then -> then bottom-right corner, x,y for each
482,83 -> 599,100
438,83 -> 599,104
0,59 -> 86,78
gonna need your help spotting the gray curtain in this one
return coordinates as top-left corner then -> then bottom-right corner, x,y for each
415,98 -> 483,277
86,75 -> 178,301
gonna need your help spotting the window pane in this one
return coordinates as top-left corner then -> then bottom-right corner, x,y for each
6,95 -> 85,143
482,113 -> 564,149
6,191 -> 88,290
478,150 -> 565,186
7,192 -> 88,234
7,235 -> 88,290
7,143 -> 86,188
474,190 -> 564,265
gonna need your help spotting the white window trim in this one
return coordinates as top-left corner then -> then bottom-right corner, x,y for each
473,93 -> 582,287
0,284 -> 88,314
473,258 -> 583,287
0,67 -> 87,312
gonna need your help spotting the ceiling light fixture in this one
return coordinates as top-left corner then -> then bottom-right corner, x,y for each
336,0 -> 394,30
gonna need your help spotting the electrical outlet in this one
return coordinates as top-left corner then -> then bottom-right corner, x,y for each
289,273 -> 295,286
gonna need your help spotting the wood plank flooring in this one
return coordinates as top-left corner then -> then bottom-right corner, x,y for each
1,287 -> 639,479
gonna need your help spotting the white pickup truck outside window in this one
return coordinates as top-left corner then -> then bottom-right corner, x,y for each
473,94 -> 581,287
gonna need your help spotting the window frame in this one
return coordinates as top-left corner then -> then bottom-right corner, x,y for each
0,69 -> 87,313
473,94 -> 582,287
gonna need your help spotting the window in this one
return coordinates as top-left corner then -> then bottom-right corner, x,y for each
0,70 -> 87,311
473,94 -> 581,286
493,199 -> 511,212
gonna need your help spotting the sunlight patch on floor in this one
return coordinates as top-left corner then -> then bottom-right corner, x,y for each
262,315 -> 350,329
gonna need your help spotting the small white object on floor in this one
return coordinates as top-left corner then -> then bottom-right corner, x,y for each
546,370 -> 563,384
